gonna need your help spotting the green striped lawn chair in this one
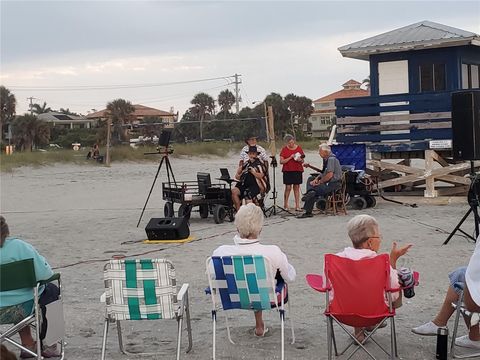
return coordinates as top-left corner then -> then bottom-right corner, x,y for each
100,259 -> 192,360
206,255 -> 294,360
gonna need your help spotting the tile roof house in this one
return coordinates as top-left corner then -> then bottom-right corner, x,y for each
38,112 -> 96,129
309,80 -> 369,138
87,104 -> 176,124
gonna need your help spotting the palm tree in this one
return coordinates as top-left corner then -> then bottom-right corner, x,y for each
32,101 -> 52,115
0,86 -> 16,144
106,99 -> 135,143
191,92 -> 215,141
217,89 -> 235,118
11,114 -> 50,151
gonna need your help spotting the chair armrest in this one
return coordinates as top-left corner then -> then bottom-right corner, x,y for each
38,273 -> 60,285
306,274 -> 330,292
100,292 -> 106,303
177,283 -> 189,302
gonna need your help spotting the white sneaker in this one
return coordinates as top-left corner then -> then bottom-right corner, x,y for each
455,335 -> 480,350
411,321 -> 439,336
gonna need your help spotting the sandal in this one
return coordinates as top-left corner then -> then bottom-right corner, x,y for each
253,327 -> 269,337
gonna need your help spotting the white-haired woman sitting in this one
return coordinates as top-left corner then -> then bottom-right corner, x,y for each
336,214 -> 413,341
211,203 -> 296,336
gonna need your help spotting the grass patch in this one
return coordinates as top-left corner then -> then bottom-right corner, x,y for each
0,139 -> 325,172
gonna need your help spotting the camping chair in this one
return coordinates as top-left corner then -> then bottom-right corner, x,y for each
449,291 -> 480,359
306,254 -> 418,360
100,259 -> 192,360
325,173 -> 348,216
206,255 -> 294,360
0,258 -> 65,360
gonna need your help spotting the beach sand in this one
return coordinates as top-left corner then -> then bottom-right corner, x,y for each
1,152 -> 478,359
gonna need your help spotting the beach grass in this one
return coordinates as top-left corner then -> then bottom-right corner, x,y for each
0,139 -> 324,172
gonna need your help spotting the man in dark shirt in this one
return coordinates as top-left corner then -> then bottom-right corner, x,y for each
298,144 -> 342,218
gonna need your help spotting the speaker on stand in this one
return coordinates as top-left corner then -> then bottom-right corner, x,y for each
444,90 -> 480,244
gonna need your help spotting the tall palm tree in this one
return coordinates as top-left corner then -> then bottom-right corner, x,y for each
106,99 -> 135,143
11,114 -> 50,151
217,89 -> 235,118
0,86 -> 16,144
191,92 -> 215,141
32,101 -> 52,115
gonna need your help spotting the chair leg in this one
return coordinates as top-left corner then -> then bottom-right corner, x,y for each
116,320 -> 126,355
280,310 -> 285,360
327,317 -> 333,360
225,314 -> 235,344
392,317 -> 398,357
390,317 -> 395,359
101,318 -> 109,360
450,294 -> 463,359
184,293 -> 193,353
288,300 -> 295,344
176,316 -> 183,360
34,295 -> 41,360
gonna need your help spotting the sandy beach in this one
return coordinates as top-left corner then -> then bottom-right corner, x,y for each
1,152 -> 478,359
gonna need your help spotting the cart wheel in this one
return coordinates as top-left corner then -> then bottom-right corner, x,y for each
214,205 -> 227,224
164,202 -> 174,217
199,204 -> 209,219
315,198 -> 327,210
352,197 -> 367,210
178,204 -> 192,220
365,195 -> 377,208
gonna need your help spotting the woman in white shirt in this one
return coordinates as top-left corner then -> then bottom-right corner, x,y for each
211,203 -> 296,336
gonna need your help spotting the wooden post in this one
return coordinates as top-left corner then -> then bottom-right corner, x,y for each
105,116 -> 112,166
424,150 -> 437,198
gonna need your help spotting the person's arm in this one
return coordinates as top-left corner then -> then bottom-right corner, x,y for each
25,243 -> 54,281
249,166 -> 264,180
274,247 -> 296,283
389,242 -> 413,269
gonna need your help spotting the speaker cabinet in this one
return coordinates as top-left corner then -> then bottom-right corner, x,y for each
452,90 -> 480,160
145,217 -> 190,241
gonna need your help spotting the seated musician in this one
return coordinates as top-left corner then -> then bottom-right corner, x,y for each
239,135 -> 269,166
232,146 -> 268,210
298,143 -> 342,218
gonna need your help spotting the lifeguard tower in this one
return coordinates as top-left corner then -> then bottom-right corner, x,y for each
336,21 -> 480,197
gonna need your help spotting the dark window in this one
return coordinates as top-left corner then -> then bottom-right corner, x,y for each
419,63 -> 446,92
461,63 -> 480,89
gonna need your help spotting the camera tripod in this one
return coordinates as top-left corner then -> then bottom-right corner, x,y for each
264,156 -> 294,217
443,162 -> 479,244
136,146 -> 177,227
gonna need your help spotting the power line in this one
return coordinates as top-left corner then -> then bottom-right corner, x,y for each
8,75 -> 235,92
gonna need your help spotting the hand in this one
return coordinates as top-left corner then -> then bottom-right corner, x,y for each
310,179 -> 319,186
390,242 -> 413,264
303,162 -> 309,168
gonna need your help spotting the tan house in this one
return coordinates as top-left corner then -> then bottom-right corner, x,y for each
38,112 -> 96,129
87,104 -> 176,125
309,80 -> 369,138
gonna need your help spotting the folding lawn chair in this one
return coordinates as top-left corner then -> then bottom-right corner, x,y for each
100,259 -> 192,360
0,258 -> 65,360
306,254 -> 418,360
449,291 -> 480,359
206,255 -> 295,360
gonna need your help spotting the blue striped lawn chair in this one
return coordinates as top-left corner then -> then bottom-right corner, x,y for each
100,259 -> 192,360
206,255 -> 294,360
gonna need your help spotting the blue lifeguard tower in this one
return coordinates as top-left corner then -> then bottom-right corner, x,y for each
336,21 -> 480,197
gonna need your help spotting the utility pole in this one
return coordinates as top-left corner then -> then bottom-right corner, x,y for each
233,73 -> 242,114
27,97 -> 36,115
105,115 -> 112,166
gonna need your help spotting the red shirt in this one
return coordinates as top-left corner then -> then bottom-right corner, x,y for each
280,145 -> 304,172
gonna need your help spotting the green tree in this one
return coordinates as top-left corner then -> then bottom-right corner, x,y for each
217,89 -> 235,119
191,92 -> 215,141
284,94 -> 313,138
11,114 -> 50,151
105,99 -> 135,143
32,101 -> 52,115
59,108 -> 80,116
264,93 -> 291,138
0,86 -> 16,144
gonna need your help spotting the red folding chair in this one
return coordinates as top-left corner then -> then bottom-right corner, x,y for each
306,253 -> 418,360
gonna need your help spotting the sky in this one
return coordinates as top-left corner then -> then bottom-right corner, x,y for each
1,0 -> 479,117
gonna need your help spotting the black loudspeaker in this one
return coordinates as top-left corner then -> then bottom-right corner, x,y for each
452,90 -> 480,160
145,217 -> 190,240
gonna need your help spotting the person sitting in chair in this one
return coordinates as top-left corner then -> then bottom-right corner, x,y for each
337,214 -> 413,342
232,146 -> 268,211
211,203 -> 296,336
239,135 -> 269,166
0,216 -> 60,358
298,143 -> 342,218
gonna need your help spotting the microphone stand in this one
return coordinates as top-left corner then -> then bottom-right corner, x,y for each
265,156 -> 294,217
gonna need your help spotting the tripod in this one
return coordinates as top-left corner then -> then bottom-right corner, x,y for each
443,162 -> 479,244
136,147 -> 177,227
265,156 -> 294,217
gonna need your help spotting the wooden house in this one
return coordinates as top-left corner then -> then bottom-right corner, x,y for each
336,21 -> 480,197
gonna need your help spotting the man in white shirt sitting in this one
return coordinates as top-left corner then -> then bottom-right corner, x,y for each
211,203 -> 296,336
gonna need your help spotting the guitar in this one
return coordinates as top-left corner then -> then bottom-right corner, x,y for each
303,163 -> 322,173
